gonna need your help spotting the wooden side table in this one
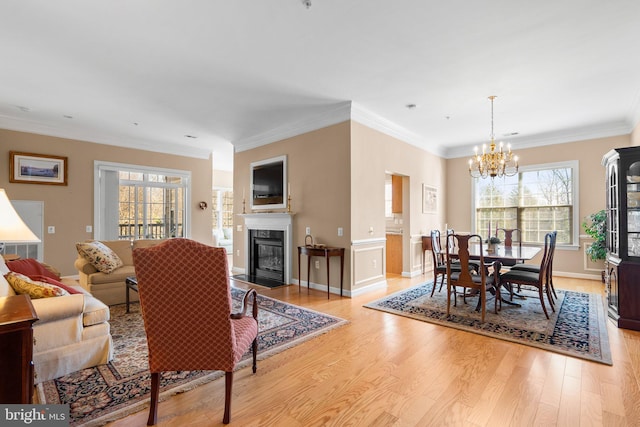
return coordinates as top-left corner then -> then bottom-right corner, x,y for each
298,246 -> 345,299
0,294 -> 38,404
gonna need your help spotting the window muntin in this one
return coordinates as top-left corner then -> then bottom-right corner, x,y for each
94,162 -> 190,240
473,161 -> 578,246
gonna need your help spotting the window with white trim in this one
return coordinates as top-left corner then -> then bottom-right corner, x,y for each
472,161 -> 578,246
94,162 -> 191,240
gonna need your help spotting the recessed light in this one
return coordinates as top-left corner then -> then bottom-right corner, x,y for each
502,132 -> 519,136
63,115 -> 73,119
406,104 -> 418,109
16,106 -> 31,113
184,134 -> 197,139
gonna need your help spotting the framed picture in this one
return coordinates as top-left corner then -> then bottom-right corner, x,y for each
422,184 -> 437,214
9,151 -> 68,186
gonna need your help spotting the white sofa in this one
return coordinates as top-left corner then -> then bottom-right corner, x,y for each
213,227 -> 233,253
1,258 -> 113,384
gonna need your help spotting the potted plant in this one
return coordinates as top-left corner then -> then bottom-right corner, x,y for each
485,236 -> 501,253
582,209 -> 607,281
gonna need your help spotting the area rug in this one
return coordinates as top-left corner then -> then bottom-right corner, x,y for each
364,281 -> 612,365
37,288 -> 347,426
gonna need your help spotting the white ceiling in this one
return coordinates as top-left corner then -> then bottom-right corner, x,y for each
2,1 -> 640,172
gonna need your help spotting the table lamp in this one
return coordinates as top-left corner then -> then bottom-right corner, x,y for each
0,189 -> 40,253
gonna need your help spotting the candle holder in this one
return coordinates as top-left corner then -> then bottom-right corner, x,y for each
287,194 -> 292,213
242,198 -> 246,214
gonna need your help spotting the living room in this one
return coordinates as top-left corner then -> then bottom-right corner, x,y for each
2,1 -> 640,425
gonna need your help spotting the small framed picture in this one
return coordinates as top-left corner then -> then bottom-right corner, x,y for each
422,184 -> 437,214
9,151 -> 68,186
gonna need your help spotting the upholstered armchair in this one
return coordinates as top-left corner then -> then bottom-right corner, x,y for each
132,238 -> 259,425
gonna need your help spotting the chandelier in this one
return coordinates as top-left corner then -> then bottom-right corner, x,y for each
468,96 -> 519,179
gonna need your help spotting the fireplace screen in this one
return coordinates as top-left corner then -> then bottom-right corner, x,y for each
249,230 -> 285,283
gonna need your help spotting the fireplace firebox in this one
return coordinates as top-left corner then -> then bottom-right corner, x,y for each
248,229 -> 285,285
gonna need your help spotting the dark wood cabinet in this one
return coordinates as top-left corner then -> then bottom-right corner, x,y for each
603,146 -> 640,330
0,294 -> 38,403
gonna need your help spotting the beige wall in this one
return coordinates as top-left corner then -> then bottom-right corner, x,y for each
234,122 -> 351,288
0,129 -> 214,275
632,121 -> 640,147
350,122 -> 446,286
446,135 -> 630,279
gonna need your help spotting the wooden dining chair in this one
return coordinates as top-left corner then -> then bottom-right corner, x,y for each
132,238 -> 259,425
510,230 -> 558,303
499,232 -> 554,318
427,230 -> 480,297
445,233 -> 501,322
496,228 -> 522,266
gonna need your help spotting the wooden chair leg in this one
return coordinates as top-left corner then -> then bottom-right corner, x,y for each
538,287 -> 550,319
252,338 -> 258,374
430,274 -> 439,296
147,372 -> 160,426
223,371 -> 233,424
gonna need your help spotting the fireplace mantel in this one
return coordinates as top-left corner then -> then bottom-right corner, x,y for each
241,213 -> 293,284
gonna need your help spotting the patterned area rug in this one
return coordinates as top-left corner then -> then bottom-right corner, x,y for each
38,288 -> 347,426
364,281 -> 612,365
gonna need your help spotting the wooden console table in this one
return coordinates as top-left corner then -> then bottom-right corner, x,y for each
0,294 -> 38,403
298,246 -> 345,299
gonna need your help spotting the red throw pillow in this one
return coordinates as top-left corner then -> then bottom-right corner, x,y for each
6,258 -> 60,280
30,275 -> 82,295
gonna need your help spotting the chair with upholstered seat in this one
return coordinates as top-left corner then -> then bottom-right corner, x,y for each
446,233 -> 501,322
500,232 -> 554,318
509,230 -> 558,304
427,230 -> 479,297
132,238 -> 259,425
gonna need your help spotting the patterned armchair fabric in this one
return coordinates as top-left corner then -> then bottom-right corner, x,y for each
132,238 -> 258,424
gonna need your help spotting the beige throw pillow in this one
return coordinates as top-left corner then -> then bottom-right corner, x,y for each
76,241 -> 124,274
5,272 -> 68,298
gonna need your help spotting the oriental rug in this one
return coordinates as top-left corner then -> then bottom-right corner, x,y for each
37,288 -> 347,426
364,281 -> 612,365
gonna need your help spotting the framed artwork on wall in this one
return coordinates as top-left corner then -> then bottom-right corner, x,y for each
422,184 -> 437,214
9,151 -> 68,186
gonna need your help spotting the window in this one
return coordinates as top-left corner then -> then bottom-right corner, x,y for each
472,161 -> 578,246
212,188 -> 234,230
94,162 -> 191,240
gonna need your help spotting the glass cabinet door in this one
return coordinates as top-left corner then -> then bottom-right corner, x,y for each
627,161 -> 640,258
607,161 -> 619,255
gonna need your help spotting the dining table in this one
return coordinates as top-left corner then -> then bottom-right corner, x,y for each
451,243 -> 542,307
467,244 -> 541,264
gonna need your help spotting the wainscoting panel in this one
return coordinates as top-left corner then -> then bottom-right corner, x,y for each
352,241 -> 385,289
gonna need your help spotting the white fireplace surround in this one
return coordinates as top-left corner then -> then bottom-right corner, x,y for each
241,213 -> 293,284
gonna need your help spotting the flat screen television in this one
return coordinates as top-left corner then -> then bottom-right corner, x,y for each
250,155 -> 287,210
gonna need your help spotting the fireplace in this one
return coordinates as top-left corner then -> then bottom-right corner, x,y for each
239,213 -> 293,287
249,230 -> 285,284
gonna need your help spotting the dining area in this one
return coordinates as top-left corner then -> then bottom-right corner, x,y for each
421,227 -> 557,322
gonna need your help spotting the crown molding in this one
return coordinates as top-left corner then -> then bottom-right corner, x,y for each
233,102 -> 352,152
445,120 -> 634,159
350,103 -> 447,157
0,115 -> 213,159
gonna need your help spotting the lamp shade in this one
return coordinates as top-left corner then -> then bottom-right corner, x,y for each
0,189 -> 40,243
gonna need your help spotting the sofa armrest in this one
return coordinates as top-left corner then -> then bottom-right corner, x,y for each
31,294 -> 84,324
74,256 -> 98,275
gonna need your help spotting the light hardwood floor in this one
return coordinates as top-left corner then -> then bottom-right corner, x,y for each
108,275 -> 640,426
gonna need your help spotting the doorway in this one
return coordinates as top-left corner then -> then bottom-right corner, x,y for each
385,173 -> 407,275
